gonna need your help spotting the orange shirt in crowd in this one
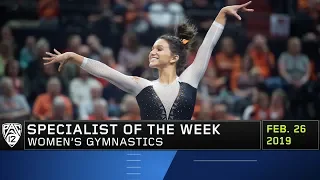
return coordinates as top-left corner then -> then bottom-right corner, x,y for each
298,0 -> 309,10
38,0 -> 59,19
214,52 -> 241,77
32,93 -> 73,120
252,104 -> 270,120
125,1 -> 148,24
230,71 -> 241,92
192,104 -> 201,119
249,49 -> 275,78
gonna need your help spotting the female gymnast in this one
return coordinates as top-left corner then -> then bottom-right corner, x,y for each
43,1 -> 253,120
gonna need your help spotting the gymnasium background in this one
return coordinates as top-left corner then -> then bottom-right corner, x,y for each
0,0 -> 319,121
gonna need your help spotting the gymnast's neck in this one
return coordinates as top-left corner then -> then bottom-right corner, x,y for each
157,65 -> 178,84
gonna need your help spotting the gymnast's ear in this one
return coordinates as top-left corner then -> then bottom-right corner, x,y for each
170,54 -> 179,64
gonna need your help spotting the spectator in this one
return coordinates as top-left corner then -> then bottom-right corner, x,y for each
269,89 -> 287,120
0,77 -> 30,120
279,37 -> 311,86
243,91 -> 270,120
78,83 -> 103,120
24,38 -> 68,105
230,57 -> 260,115
300,1 -> 320,38
291,0 -> 317,38
231,57 -> 259,99
148,0 -> 185,29
69,68 -> 102,108
120,95 -> 141,120
0,42 -> 14,77
61,35 -> 83,83
25,37 -> 50,79
19,36 -> 36,70
111,0 -> 129,32
38,0 -> 59,27
198,37 -> 241,109
200,68 -> 226,102
125,0 -> 146,25
125,0 -> 150,33
211,104 -> 239,120
183,0 -> 215,33
65,35 -> 82,53
5,60 -> 23,94
194,96 -> 213,120
86,34 -> 105,60
197,104 -> 213,119
214,36 -> 241,86
32,77 -> 72,120
25,63 -> 62,106
118,31 -> 149,74
278,37 -> 311,119
103,83 -> 127,108
77,44 -> 91,58
61,43 -> 88,86
297,0 -> 310,10
245,34 -> 275,79
47,96 -> 71,120
88,99 -> 112,120
1,26 -> 16,51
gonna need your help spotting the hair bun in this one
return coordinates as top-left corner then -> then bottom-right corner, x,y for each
176,20 -> 197,48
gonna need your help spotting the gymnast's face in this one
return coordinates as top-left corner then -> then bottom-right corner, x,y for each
149,39 -> 178,68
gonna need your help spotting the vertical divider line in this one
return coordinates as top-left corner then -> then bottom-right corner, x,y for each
317,120 -> 319,150
24,120 -> 26,150
261,120 -> 263,150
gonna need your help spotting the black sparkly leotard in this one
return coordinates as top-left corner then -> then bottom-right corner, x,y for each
136,82 -> 197,120
80,22 -> 224,120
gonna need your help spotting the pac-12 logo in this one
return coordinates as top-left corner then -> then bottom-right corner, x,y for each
2,123 -> 22,148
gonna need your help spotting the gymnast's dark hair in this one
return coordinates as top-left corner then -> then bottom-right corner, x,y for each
159,20 -> 197,75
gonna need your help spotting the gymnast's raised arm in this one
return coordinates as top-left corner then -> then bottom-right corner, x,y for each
43,50 -> 150,96
179,1 -> 254,88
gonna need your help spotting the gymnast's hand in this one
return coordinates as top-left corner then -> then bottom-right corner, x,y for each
43,49 -> 71,72
221,1 -> 254,20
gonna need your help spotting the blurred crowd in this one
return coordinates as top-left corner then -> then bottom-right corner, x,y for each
0,0 -> 320,121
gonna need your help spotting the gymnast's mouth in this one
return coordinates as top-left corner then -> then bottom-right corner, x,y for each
149,57 -> 158,62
